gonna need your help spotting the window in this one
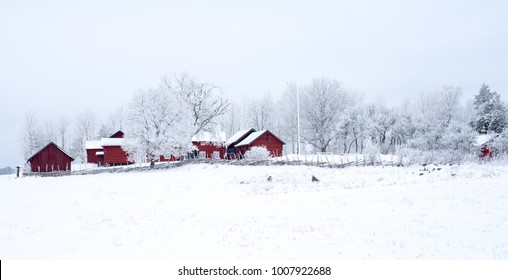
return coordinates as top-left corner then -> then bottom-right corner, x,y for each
212,151 -> 220,159
265,134 -> 269,141
199,151 -> 206,159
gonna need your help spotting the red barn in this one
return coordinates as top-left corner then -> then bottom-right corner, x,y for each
225,129 -> 256,159
85,130 -> 131,166
234,130 -> 285,157
26,142 -> 74,173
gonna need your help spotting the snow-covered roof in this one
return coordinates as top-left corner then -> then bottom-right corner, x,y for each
225,129 -> 254,146
235,130 -> 267,147
475,134 -> 496,146
85,140 -> 103,150
100,138 -> 125,146
95,151 -> 104,155
192,131 -> 226,142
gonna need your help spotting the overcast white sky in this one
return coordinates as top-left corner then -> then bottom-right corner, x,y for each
1,0 -> 507,167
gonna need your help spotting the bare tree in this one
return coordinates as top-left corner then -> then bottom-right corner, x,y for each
301,77 -> 351,153
76,110 -> 97,141
164,73 -> 229,135
222,101 -> 250,137
43,120 -> 58,144
19,111 -> 44,160
57,116 -> 69,150
248,94 -> 273,131
108,106 -> 127,131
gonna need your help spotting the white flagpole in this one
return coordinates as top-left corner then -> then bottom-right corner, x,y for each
296,84 -> 301,155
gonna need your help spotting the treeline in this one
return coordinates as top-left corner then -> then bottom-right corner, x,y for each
19,74 -> 508,164
226,79 -> 507,162
0,166 -> 14,175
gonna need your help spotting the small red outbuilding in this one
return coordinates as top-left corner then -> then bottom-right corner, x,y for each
234,130 -> 285,157
26,142 -> 74,173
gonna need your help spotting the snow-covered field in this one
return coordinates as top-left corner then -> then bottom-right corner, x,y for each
1,163 -> 508,259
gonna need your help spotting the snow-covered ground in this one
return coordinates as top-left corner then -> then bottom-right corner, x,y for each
1,163 -> 507,259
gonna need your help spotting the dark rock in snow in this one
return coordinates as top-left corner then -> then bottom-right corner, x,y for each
267,176 -> 272,182
312,175 -> 320,182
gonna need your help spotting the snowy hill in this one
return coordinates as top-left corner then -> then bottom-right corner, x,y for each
1,163 -> 508,259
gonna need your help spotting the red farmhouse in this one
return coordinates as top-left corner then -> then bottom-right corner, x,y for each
225,129 -> 285,159
192,131 -> 226,159
26,142 -> 74,172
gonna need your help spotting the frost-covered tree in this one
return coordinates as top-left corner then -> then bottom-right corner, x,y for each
124,87 -> 194,163
276,82 -> 299,153
470,84 -> 507,134
437,86 -> 463,126
366,104 -> 397,154
56,116 -> 69,150
301,77 -> 351,152
244,146 -> 271,160
68,110 -> 98,163
164,73 -> 229,135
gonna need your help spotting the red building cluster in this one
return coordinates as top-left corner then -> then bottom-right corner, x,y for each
26,129 -> 285,173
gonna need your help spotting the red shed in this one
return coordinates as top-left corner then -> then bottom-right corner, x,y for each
476,134 -> 498,159
231,129 -> 285,158
26,142 -> 74,172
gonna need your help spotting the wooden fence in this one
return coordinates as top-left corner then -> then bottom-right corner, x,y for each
23,154 -> 399,177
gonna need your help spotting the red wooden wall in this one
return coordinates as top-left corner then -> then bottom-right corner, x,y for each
86,149 -> 103,164
104,146 -> 131,165
193,141 -> 225,159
